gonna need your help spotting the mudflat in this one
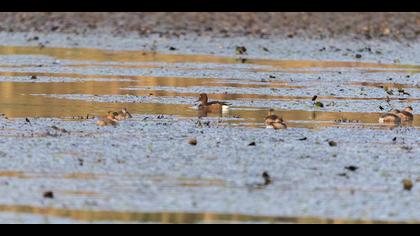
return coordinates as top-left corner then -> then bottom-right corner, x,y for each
0,13 -> 418,223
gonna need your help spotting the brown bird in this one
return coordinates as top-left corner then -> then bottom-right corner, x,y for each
196,93 -> 230,113
397,106 -> 414,121
379,110 -> 401,124
387,106 -> 414,122
265,109 -> 287,129
96,111 -> 119,127
115,108 -> 133,121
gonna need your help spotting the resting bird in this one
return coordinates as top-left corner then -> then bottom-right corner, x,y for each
265,109 -> 287,129
96,111 -> 119,127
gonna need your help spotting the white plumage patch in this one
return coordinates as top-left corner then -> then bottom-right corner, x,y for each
222,105 -> 230,112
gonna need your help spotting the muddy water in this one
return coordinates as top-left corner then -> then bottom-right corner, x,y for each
0,45 -> 419,223
0,169 -> 416,223
0,204 -> 413,224
0,45 -> 418,129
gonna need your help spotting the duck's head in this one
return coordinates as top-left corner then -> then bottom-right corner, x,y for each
197,93 -> 208,104
268,108 -> 275,115
404,106 -> 413,113
106,111 -> 117,120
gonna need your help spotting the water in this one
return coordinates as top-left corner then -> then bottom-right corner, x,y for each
0,45 -> 418,129
0,43 -> 419,224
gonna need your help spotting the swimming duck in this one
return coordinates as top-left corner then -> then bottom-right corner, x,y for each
196,93 -> 230,113
115,108 -> 133,121
96,111 -> 119,127
265,109 -> 287,129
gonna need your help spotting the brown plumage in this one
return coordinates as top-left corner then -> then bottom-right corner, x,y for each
96,111 -> 119,127
115,108 -> 133,121
389,109 -> 401,114
398,106 -> 414,121
265,109 -> 287,129
197,93 -> 230,113
379,112 -> 401,124
388,106 -> 414,122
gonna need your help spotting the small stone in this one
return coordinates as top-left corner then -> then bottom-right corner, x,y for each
43,191 -> 54,199
345,166 -> 358,172
188,138 -> 197,146
403,179 -> 413,191
328,141 -> 337,147
337,173 -> 348,178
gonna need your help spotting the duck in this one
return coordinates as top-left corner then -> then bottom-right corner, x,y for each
115,108 -> 133,121
265,109 -> 287,129
96,111 -> 119,127
196,93 -> 230,113
379,111 -> 401,124
397,106 -> 414,121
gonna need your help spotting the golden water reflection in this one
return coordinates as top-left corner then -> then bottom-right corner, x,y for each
0,80 -> 418,128
1,45 -> 419,69
0,45 -> 418,128
0,204 -> 413,224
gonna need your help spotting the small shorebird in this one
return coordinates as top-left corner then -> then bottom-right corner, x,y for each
265,109 -> 287,129
96,111 -> 119,127
115,108 -> 133,121
196,93 -> 230,113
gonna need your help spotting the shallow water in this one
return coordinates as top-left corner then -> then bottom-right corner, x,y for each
0,45 -> 418,129
0,43 -> 420,224
0,204 -> 414,224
